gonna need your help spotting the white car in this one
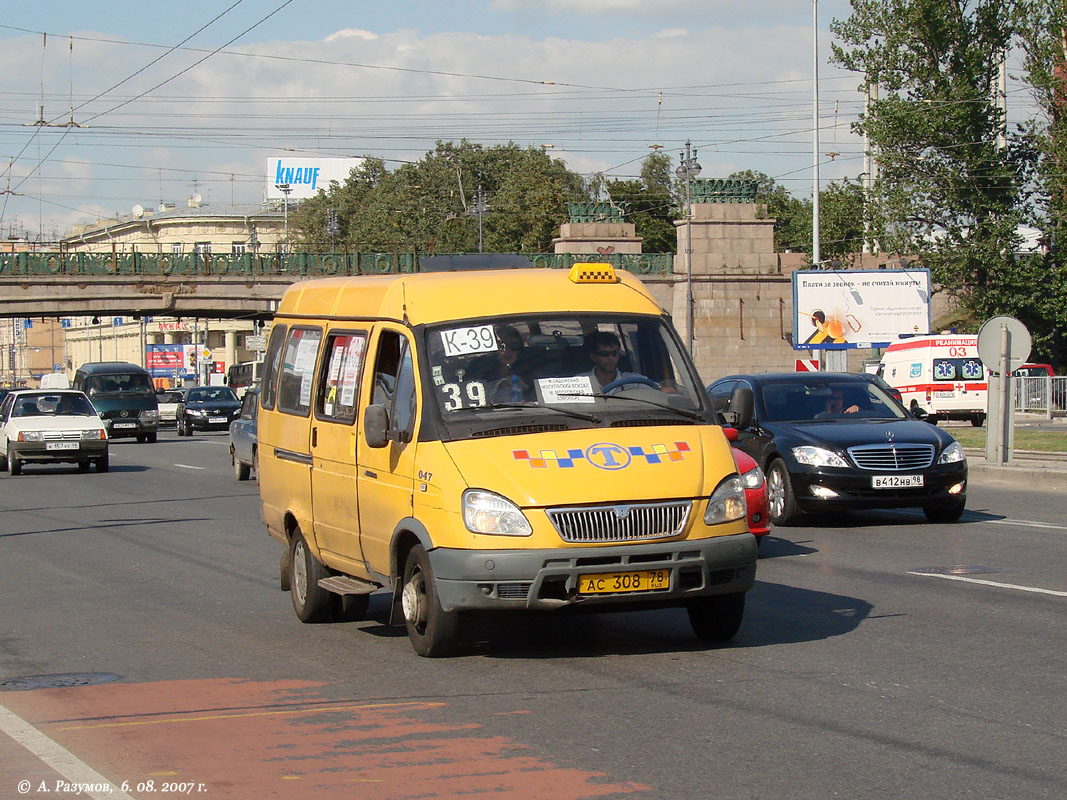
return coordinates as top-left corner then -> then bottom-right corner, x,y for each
0,389 -> 109,475
156,389 -> 185,427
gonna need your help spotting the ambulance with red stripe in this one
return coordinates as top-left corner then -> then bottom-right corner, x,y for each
876,335 -> 988,427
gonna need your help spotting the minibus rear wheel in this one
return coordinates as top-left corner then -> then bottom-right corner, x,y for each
401,544 -> 459,657
290,529 -> 340,623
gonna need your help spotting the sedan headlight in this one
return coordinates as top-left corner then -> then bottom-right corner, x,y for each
188,408 -> 206,417
18,431 -> 43,442
793,445 -> 849,468
937,441 -> 966,464
704,475 -> 747,525
739,465 -> 764,490
81,429 -> 106,440
462,489 -> 532,536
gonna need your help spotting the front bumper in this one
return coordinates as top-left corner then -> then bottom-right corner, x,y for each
185,414 -> 239,431
9,440 -> 108,463
788,460 -> 968,511
104,418 -> 158,438
427,533 -> 758,613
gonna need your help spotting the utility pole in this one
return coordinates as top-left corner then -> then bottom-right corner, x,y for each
275,183 -> 292,251
812,0 -> 822,268
675,140 -> 701,355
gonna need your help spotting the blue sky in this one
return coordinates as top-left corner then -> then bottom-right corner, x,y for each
0,1 -> 1035,241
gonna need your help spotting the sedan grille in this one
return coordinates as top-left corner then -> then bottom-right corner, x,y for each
43,430 -> 81,441
547,501 -> 690,543
847,444 -> 935,470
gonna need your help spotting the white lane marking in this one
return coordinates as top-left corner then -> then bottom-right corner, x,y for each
978,518 -> 1067,531
172,463 -> 206,470
910,571 -> 1067,597
0,702 -> 136,800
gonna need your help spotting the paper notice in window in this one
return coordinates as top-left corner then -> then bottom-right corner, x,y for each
538,376 -> 596,404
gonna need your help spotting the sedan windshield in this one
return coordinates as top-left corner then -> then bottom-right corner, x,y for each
424,314 -> 706,433
760,380 -> 907,423
186,388 -> 238,403
14,393 -> 96,417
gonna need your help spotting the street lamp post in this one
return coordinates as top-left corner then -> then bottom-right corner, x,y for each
675,140 -> 701,355
275,182 -> 292,251
468,186 -> 488,252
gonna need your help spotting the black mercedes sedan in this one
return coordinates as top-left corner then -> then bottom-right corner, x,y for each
706,372 -> 967,526
176,385 -> 242,436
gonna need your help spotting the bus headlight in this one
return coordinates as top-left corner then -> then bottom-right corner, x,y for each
462,490 -> 532,536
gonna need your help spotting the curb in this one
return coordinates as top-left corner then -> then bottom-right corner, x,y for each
966,460 -> 1067,492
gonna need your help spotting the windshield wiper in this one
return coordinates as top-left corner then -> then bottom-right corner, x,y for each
463,401 -> 601,423
568,392 -> 705,422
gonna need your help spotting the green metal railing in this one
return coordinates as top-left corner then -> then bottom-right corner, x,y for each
0,251 -> 674,277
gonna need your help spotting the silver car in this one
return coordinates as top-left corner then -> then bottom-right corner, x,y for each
228,386 -> 258,481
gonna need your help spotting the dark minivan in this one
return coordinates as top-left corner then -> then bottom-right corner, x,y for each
73,362 -> 160,442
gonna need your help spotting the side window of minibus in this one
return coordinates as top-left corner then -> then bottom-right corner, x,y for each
259,324 -> 287,411
316,331 -> 368,424
278,327 -> 323,416
371,331 -> 416,438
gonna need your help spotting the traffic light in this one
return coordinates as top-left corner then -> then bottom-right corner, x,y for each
187,349 -> 196,369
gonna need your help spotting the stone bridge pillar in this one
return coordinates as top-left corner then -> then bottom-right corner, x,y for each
553,202 -> 643,255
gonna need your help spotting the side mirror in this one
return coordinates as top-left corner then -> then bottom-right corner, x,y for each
364,404 -> 390,448
728,385 -> 754,430
910,402 -> 930,421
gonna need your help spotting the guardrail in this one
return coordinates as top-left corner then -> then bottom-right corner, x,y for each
0,251 -> 674,277
1013,376 -> 1067,418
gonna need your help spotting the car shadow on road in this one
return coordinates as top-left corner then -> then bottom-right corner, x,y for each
353,581 -> 871,659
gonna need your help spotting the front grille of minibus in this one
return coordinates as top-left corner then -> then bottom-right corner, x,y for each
547,501 -> 690,543
848,444 -> 935,470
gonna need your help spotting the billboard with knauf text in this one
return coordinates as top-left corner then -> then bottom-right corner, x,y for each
792,269 -> 931,350
265,157 -> 364,200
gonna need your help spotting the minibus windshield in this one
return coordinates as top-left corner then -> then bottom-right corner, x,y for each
423,314 -> 707,428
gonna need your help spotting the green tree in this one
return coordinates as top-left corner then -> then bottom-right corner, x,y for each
1015,0 -> 1067,367
831,1 -> 1028,328
604,152 -> 678,253
291,141 -> 588,253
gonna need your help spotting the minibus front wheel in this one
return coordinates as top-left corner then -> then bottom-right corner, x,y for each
401,544 -> 459,657
290,528 -> 340,623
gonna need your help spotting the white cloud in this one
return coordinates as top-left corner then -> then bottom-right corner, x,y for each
324,28 -> 379,42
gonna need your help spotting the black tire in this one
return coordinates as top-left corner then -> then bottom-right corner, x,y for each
0,451 -> 8,472
924,498 -> 965,523
147,432 -> 157,443
8,453 -> 21,476
765,457 -> 801,526
970,414 -> 985,428
401,544 -> 459,657
137,434 -> 146,443
176,418 -> 186,436
77,460 -> 90,473
289,529 -> 340,623
687,592 -> 745,641
96,453 -> 109,473
233,448 -> 250,481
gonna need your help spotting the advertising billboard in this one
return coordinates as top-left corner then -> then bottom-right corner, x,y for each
266,157 -> 364,200
792,269 -> 931,350
146,344 -> 197,379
